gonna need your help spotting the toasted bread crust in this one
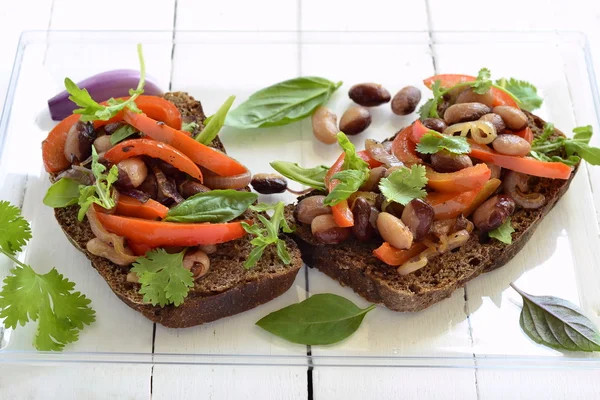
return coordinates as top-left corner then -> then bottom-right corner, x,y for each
54,92 -> 302,328
287,112 -> 577,311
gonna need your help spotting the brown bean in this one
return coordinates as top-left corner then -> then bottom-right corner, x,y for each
116,157 -> 148,189
422,118 -> 447,133
312,106 -> 338,144
473,195 -> 515,232
430,150 -> 473,173
377,212 -> 413,250
348,83 -> 391,107
178,179 -> 211,199
339,106 -> 372,135
311,214 -> 351,244
352,198 -> 374,241
360,166 -> 387,192
492,106 -> 528,130
369,206 -> 380,231
391,86 -> 421,115
492,134 -> 531,156
443,102 -> 491,125
401,199 -> 434,242
296,195 -> 332,224
93,135 -> 113,154
251,173 -> 288,194
486,163 -> 502,180
183,249 -> 210,280
455,88 -> 494,107
479,113 -> 506,133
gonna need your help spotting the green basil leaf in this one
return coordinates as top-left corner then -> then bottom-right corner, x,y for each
195,95 -> 236,145
110,125 -> 138,145
43,178 -> 81,208
225,77 -> 342,129
166,190 -> 257,223
323,169 -> 368,206
256,293 -> 376,345
512,284 -> 600,352
270,161 -> 329,191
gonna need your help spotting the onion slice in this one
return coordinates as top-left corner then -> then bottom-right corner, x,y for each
202,168 -> 252,190
444,121 -> 497,144
86,207 -> 127,255
365,139 -> 403,168
503,170 -> 546,209
48,70 -> 163,121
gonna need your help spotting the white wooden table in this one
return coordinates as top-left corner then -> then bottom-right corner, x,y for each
1,1 -> 600,399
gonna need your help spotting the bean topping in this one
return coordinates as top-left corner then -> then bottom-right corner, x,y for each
472,195 -> 515,232
443,102 -> 491,125
431,150 -> 473,173
422,118 -> 447,133
352,198 -> 374,241
311,214 -> 351,244
401,199 -> 434,242
296,195 -> 332,225
493,106 -> 528,131
377,212 -> 413,250
455,88 -> 494,107
492,134 -> 531,156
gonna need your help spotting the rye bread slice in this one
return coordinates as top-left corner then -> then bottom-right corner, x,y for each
53,92 -> 302,328
286,112 -> 578,312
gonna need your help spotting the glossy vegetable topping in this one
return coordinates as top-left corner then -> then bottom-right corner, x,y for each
401,199 -> 434,242
443,102 -> 491,125
48,69 -> 163,121
373,242 -> 428,267
123,109 -> 247,176
165,190 -> 258,223
492,134 -> 531,156
104,138 -> 203,182
430,150 -> 473,173
311,214 -> 351,244
472,195 -> 515,232
195,95 -> 235,145
392,126 -> 421,164
377,212 -> 413,250
270,161 -> 329,191
115,195 -> 169,220
425,163 -> 491,193
43,114 -> 83,172
296,195 -> 332,225
463,178 -> 502,216
426,187 -> 481,220
493,106 -> 528,131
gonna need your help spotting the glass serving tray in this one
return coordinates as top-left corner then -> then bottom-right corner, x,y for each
0,30 -> 599,369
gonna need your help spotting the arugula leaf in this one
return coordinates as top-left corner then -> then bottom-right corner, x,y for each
0,201 -> 32,255
67,44 -> 146,122
379,165 -> 428,206
165,190 -> 257,223
110,125 -> 138,145
531,124 -> 600,166
323,169 -> 368,206
181,121 -> 199,133
495,78 -> 543,111
0,202 -> 95,351
130,249 -> 194,307
270,161 -> 329,191
488,217 -> 515,244
416,131 -> 470,155
472,67 -> 492,94
241,202 -> 293,269
76,147 -> 119,221
195,96 -> 235,145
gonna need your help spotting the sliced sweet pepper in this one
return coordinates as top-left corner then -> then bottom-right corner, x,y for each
468,140 -> 572,179
410,120 -> 431,143
392,126 -> 421,164
426,163 -> 491,193
124,109 -> 247,176
116,195 -> 169,220
463,178 -> 502,217
373,242 -> 428,266
512,126 -> 534,144
95,206 -> 249,247
426,187 -> 482,220
325,153 -> 354,227
104,138 -> 203,181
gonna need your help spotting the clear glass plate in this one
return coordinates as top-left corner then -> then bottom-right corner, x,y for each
1,30 -> 599,369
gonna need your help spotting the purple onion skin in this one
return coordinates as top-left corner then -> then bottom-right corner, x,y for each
48,69 -> 163,121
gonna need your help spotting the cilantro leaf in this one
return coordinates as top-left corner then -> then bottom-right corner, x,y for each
495,78 -> 543,111
0,265 -> 95,351
0,201 -> 32,255
488,217 -> 515,244
416,131 -> 470,155
130,249 -> 194,307
379,165 -> 428,206
181,121 -> 199,133
337,132 -> 369,172
472,68 -> 492,94
66,44 -> 146,122
109,125 -> 138,145
323,169 -> 369,206
242,202 -> 293,269
418,80 -> 443,119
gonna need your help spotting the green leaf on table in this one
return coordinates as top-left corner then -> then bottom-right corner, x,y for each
0,201 -> 32,255
269,161 -> 329,191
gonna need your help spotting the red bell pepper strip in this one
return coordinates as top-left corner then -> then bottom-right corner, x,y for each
94,95 -> 183,130
128,241 -> 154,257
116,195 -> 169,220
426,163 -> 491,193
325,153 -> 354,227
423,74 -> 518,108
512,126 -> 534,144
426,187 -> 482,220
410,120 -> 431,143
392,126 -> 421,164
42,114 -> 81,172
468,140 -> 572,179
104,138 -> 203,181
123,109 -> 247,176
463,178 -> 502,217
373,242 -> 428,266
358,150 -> 383,169
95,206 -> 249,247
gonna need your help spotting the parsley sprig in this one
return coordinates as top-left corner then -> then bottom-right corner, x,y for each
530,124 -> 600,167
419,68 -> 522,119
0,201 -> 95,351
242,202 -> 294,269
66,44 -> 146,122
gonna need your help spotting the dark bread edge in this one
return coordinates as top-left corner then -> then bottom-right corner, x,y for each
287,112 -> 578,312
53,92 -> 302,328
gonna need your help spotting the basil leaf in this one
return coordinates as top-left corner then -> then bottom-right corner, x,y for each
512,284 -> 600,352
270,161 -> 328,191
43,178 -> 80,208
110,125 -> 137,145
256,293 -> 376,345
165,190 -> 257,223
225,77 -> 343,129
195,95 -> 236,145
323,169 -> 368,206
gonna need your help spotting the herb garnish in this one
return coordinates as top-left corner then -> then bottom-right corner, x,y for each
242,202 -> 294,269
416,130 -> 471,155
495,78 -> 543,111
379,165 -> 428,206
530,124 -> 600,167
488,217 -> 515,244
0,201 -> 95,351
110,125 -> 138,145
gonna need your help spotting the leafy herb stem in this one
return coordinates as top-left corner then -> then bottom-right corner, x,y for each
0,248 -> 22,267
531,142 -> 564,153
